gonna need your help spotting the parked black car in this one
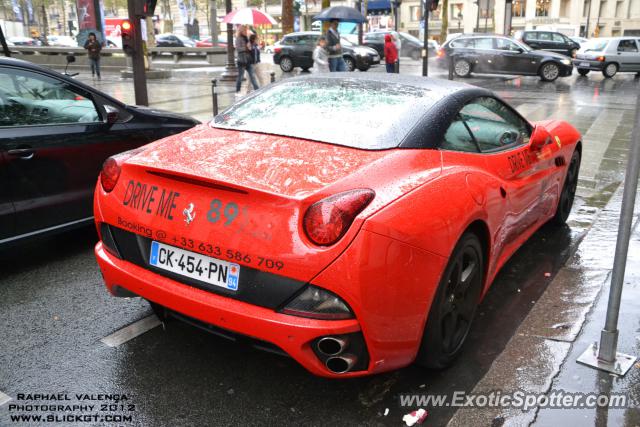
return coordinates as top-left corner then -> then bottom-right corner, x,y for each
438,34 -> 574,81
363,31 -> 438,60
273,32 -> 380,72
517,30 -> 580,58
0,57 -> 199,245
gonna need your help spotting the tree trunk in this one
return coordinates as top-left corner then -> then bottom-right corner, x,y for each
440,0 -> 448,41
210,0 -> 218,42
41,4 -> 49,45
146,16 -> 155,45
282,0 -> 293,35
322,0 -> 330,32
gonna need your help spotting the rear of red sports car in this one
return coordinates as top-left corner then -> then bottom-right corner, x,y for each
93,75 -> 580,377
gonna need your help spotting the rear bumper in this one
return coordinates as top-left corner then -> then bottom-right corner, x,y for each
572,59 -> 605,71
95,224 -> 447,377
95,242 -> 365,377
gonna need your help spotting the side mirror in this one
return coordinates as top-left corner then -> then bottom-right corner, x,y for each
516,47 -> 524,53
104,105 -> 119,125
530,125 -> 552,151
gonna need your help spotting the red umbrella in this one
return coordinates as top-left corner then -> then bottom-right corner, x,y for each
222,8 -> 277,26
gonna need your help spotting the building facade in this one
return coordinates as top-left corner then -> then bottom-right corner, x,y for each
397,0 -> 640,40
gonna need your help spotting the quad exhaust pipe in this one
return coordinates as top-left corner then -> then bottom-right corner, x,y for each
317,336 -> 350,356
325,354 -> 358,374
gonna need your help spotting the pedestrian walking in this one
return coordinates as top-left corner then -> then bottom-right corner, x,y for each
325,19 -> 346,72
384,34 -> 398,74
235,25 -> 259,97
313,37 -> 330,73
392,32 -> 401,73
242,32 -> 265,92
84,32 -> 102,79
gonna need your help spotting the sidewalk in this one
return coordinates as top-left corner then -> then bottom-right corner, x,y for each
447,184 -> 640,426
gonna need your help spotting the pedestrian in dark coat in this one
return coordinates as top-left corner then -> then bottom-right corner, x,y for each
84,32 -> 102,79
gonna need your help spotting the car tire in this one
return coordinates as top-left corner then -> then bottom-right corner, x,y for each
453,58 -> 472,77
301,67 -> 310,72
357,65 -> 370,72
344,56 -> 356,72
539,62 -> 560,82
279,56 -> 294,72
577,68 -> 590,76
603,63 -> 618,78
551,149 -> 581,225
415,232 -> 484,369
411,49 -> 421,60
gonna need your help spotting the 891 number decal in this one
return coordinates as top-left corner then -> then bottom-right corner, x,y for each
207,199 -> 242,226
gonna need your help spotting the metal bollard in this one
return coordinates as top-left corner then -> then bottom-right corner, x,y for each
448,55 -> 454,80
270,72 -> 276,83
211,78 -> 218,116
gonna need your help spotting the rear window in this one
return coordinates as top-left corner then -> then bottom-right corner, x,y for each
213,79 -> 433,150
581,39 -> 609,52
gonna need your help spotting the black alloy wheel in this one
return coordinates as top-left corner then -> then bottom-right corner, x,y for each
552,149 -> 581,225
416,232 -> 484,369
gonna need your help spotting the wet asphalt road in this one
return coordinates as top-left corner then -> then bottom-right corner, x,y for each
1,69 -> 639,426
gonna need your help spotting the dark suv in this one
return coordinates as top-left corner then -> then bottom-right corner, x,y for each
437,34 -> 573,81
273,32 -> 380,72
517,31 -> 580,57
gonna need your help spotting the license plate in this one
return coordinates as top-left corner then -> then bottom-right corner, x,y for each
579,62 -> 590,67
149,241 -> 240,291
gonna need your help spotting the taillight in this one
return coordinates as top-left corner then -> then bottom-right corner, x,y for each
303,189 -> 375,246
274,47 -> 281,54
596,55 -> 606,62
437,48 -> 445,58
100,157 -> 121,193
100,147 -> 146,193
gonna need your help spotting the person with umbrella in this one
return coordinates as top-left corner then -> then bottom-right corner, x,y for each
313,6 -> 366,72
222,8 -> 277,95
235,25 -> 259,96
326,20 -> 346,72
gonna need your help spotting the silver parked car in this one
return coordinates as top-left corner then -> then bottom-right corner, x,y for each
573,37 -> 640,78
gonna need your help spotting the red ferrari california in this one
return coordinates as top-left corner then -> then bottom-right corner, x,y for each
94,74 -> 581,377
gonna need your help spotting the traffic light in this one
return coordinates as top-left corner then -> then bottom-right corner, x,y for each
134,0 -> 157,17
121,19 -> 134,55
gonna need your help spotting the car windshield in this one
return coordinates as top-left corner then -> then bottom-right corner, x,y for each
582,39 -> 608,52
212,79 -> 433,149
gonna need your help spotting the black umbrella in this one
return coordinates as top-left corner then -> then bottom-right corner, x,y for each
313,6 -> 366,23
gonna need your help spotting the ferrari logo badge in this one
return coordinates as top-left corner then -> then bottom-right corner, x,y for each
555,136 -> 562,148
183,203 -> 196,225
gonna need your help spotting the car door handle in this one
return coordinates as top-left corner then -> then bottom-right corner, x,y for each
7,148 -> 35,159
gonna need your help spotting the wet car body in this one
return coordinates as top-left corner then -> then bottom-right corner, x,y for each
573,37 -> 640,78
0,57 -> 199,245
94,74 -> 582,377
439,34 -> 574,81
273,31 -> 380,72
363,31 -> 438,60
